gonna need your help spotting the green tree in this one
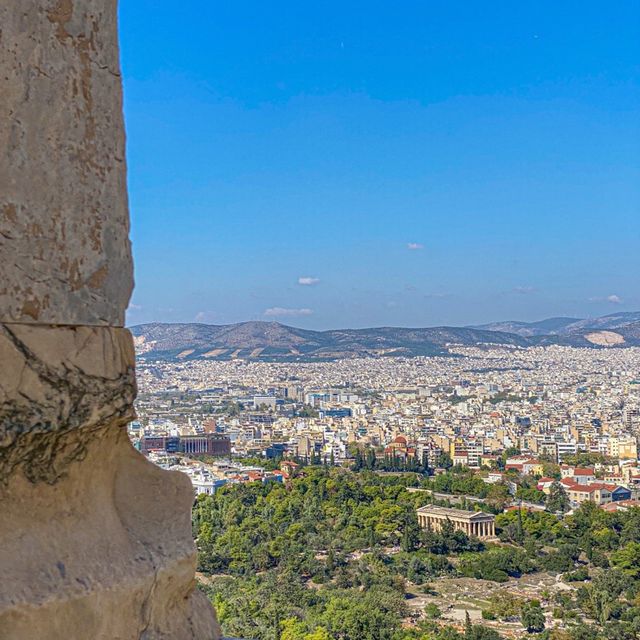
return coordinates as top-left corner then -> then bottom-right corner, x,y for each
545,482 -> 569,513
280,617 -> 308,640
304,629 -> 331,640
486,483 -> 511,511
521,600 -> 545,633
577,570 -> 631,624
437,451 -> 453,469
610,541 -> 640,578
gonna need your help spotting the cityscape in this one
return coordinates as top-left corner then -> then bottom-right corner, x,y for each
2,2 -> 638,640
130,328 -> 640,639
132,341 -> 640,495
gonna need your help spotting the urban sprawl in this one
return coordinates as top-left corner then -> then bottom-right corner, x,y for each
130,344 -> 640,513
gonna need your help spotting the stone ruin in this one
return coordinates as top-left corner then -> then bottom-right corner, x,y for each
0,1 -> 220,637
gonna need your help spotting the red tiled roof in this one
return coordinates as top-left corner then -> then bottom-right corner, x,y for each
568,482 -> 612,494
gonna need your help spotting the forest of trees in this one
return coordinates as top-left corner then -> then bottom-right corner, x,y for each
193,466 -> 640,640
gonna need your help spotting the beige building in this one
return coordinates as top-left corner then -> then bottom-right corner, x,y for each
417,505 -> 496,539
608,436 -> 638,460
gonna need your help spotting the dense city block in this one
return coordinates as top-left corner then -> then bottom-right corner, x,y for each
131,344 -> 640,639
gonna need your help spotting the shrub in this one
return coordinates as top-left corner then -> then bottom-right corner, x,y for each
564,567 -> 590,583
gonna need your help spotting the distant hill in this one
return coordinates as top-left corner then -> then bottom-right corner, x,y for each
474,317 -> 582,337
533,319 -> 640,348
131,312 -> 640,362
556,311 -> 640,333
476,311 -> 640,337
131,321 -> 528,361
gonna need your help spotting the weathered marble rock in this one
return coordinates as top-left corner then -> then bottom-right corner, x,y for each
0,0 -> 133,326
0,325 -> 221,639
0,324 -> 136,483
0,1 -> 220,638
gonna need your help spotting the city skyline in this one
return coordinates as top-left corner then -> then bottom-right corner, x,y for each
120,1 -> 639,329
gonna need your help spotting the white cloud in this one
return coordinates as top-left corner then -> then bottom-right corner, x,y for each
589,294 -> 623,304
513,286 -> 536,295
194,311 -> 206,321
298,276 -> 320,286
127,303 -> 143,311
407,242 -> 424,250
264,307 -> 313,318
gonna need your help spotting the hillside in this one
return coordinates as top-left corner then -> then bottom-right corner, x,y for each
474,317 -> 581,337
476,311 -> 640,337
131,321 -> 528,361
130,312 -> 640,361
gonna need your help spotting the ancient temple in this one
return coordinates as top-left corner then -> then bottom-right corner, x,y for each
417,505 -> 496,539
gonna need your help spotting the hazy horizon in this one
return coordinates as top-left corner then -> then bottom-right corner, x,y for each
128,309 -> 640,332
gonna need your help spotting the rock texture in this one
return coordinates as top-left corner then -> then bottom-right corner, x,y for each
0,324 -> 136,484
0,2 -> 220,638
0,0 -> 133,326
0,326 -> 219,639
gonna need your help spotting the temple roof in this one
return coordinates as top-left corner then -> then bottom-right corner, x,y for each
417,505 -> 495,521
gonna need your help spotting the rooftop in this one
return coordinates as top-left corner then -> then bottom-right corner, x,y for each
417,505 -> 495,521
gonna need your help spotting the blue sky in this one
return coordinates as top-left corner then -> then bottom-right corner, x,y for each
119,1 -> 639,329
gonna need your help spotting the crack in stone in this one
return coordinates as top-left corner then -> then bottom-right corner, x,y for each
0,325 -> 136,484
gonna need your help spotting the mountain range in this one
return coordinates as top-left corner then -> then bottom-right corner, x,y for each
475,311 -> 640,337
131,311 -> 640,362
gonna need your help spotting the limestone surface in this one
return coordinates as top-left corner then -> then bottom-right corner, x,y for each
1,1 -> 220,638
0,0 -> 133,326
0,325 -> 221,639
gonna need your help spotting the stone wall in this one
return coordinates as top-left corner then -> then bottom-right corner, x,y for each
0,2 -> 219,638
